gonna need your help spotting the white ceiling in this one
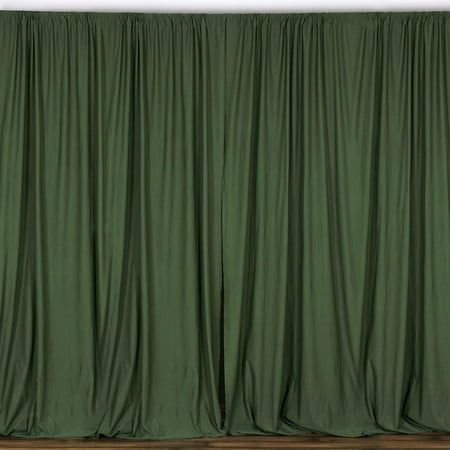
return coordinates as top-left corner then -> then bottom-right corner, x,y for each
1,0 -> 450,14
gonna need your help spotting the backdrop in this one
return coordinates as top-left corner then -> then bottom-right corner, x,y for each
1,12 -> 450,439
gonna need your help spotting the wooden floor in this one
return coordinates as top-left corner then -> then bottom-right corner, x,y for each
1,434 -> 450,450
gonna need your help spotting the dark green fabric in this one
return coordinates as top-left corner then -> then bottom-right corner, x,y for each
0,12 -> 225,439
1,12 -> 450,439
223,14 -> 450,436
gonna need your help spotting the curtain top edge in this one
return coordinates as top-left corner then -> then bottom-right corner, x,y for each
2,10 -> 450,23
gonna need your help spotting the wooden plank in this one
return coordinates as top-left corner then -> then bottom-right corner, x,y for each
1,434 -> 450,449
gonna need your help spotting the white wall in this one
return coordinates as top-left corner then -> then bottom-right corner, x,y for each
1,0 -> 450,15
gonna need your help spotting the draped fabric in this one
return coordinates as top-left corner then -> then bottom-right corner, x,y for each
0,12 -> 225,438
1,12 -> 450,439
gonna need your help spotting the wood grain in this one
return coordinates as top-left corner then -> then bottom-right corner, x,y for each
1,434 -> 450,449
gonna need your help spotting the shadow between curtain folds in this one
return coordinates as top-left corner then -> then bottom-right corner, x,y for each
1,12 -> 450,439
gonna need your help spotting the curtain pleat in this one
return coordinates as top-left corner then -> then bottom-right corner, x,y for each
1,12 -> 450,439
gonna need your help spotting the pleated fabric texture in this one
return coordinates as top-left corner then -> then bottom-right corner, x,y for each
223,13 -> 450,436
1,12 -> 450,439
0,12 -> 225,438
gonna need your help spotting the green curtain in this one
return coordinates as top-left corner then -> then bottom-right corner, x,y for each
1,12 -> 450,439
0,12 -> 225,439
223,14 -> 450,436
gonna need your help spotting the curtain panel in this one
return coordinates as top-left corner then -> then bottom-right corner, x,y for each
1,12 -> 450,438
